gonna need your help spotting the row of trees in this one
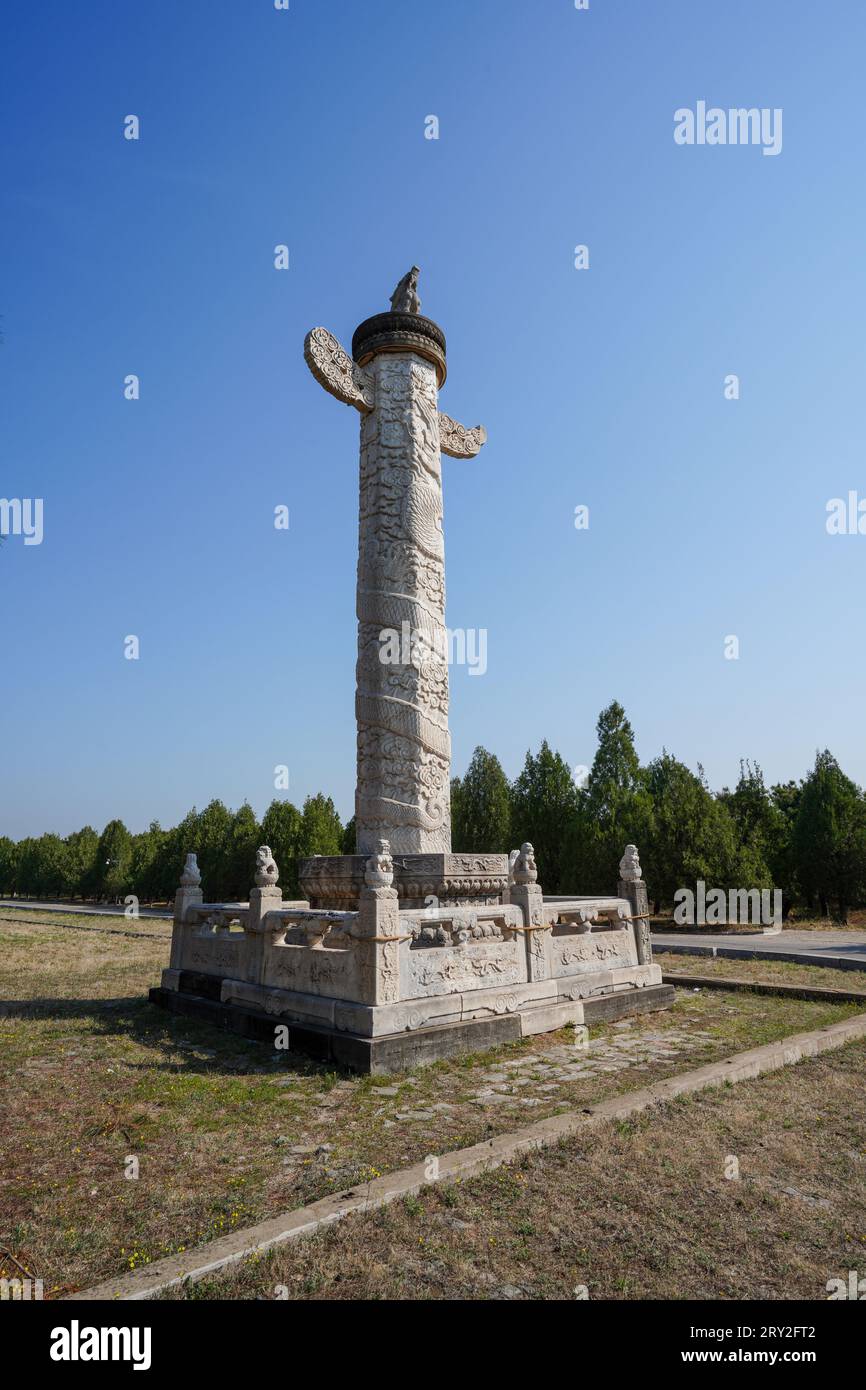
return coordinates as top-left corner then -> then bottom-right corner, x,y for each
3,702 -> 865,921
451,703 -> 866,923
0,794 -> 346,906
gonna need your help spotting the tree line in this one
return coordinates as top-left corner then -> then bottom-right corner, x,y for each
2,702 -> 865,921
450,703 -> 866,924
0,794 -> 346,906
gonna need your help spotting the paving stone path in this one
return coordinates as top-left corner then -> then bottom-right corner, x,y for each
368,1018 -> 716,1126
461,1022 -> 714,1109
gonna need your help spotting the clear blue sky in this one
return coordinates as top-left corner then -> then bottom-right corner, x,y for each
2,0 -> 864,840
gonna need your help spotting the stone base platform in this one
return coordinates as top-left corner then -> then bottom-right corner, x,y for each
149,974 -> 676,1075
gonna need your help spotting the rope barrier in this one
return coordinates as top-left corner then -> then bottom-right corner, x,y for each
552,911 -> 649,925
352,932 -> 415,944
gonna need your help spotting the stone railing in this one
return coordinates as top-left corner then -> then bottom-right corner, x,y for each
169,900 -> 251,979
162,840 -> 656,1014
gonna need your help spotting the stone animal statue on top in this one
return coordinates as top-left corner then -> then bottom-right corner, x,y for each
390,266 -> 422,314
254,845 -> 279,888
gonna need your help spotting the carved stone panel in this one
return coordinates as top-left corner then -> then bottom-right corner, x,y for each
262,941 -> 361,1001
551,927 -> 638,978
403,938 -> 526,999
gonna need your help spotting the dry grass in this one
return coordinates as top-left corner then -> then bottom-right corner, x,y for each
784,909 -> 866,932
1,914 -> 862,1297
658,953 -> 866,995
165,1039 -> 866,1301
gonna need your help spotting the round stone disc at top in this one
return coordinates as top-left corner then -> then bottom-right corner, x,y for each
352,312 -> 447,387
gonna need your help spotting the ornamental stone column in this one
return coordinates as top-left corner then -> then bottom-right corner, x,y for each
356,839 -> 402,1006
617,843 -> 653,966
508,843 -> 550,982
168,852 -> 203,975
304,269 -> 486,857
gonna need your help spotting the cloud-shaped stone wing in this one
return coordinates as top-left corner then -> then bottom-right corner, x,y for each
438,413 -> 487,458
304,327 -> 375,413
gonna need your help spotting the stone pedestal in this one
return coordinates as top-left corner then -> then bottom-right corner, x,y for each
299,851 -> 509,911
152,838 -> 673,1074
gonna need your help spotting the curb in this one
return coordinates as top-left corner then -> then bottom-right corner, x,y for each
662,972 -> 866,1005
65,1010 -> 866,1302
655,942 -> 866,974
651,927 -> 782,938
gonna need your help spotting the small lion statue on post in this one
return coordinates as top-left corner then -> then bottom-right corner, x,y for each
254,845 -> 279,888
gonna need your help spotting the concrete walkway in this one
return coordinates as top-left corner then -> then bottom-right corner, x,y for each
653,928 -> 866,973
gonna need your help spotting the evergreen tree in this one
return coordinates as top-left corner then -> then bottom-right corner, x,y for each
449,777 -> 464,849
298,793 -> 343,859
64,825 -> 99,899
261,799 -> 303,898
793,751 -> 866,922
146,807 -> 200,904
0,837 -> 16,894
225,802 -> 261,900
129,821 -> 167,903
196,800 -> 233,900
575,702 -> 653,892
341,815 -> 357,856
451,747 -> 511,853
718,760 -> 778,897
95,820 -> 133,901
15,838 -> 38,897
769,780 -> 802,917
22,834 -> 68,898
642,753 -> 739,913
510,741 -> 579,892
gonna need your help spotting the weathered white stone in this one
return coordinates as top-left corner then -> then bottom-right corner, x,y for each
254,845 -> 279,888
180,853 -> 201,887
304,276 -> 487,856
354,350 -> 452,854
519,1001 -> 584,1036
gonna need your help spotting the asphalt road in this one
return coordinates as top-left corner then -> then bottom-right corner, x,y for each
652,928 -> 866,972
